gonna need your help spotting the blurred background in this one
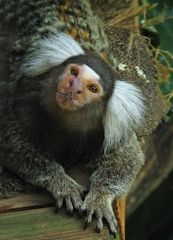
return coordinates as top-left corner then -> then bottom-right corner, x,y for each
127,1 -> 173,239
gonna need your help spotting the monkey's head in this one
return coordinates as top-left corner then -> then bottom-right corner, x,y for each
21,33 -> 145,151
55,57 -> 112,112
47,52 -> 116,120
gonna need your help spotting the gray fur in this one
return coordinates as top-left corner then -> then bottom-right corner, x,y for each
92,133 -> 145,197
82,133 -> 144,233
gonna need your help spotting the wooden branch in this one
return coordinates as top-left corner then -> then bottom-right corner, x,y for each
0,192 -> 54,213
0,207 -> 109,240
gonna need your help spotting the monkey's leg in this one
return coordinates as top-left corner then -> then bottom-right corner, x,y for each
3,132 -> 85,213
0,168 -> 30,198
81,133 -> 145,235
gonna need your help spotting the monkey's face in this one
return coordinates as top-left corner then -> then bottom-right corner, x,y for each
56,63 -> 104,112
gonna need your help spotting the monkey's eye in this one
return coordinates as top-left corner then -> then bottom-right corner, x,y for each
87,84 -> 98,93
70,67 -> 79,77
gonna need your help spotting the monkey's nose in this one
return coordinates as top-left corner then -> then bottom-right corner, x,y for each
68,78 -> 83,94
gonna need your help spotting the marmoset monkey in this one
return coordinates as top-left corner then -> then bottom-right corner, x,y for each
0,0 -> 147,236
0,0 -> 150,234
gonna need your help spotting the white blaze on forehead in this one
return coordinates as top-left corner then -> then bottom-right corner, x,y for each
82,64 -> 100,80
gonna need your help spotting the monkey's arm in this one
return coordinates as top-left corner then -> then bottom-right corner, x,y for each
2,129 -> 85,212
81,133 -> 144,234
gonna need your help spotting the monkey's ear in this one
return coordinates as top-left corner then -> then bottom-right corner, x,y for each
21,33 -> 85,77
103,80 -> 145,151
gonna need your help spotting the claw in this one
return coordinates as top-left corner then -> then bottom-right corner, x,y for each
108,222 -> 117,234
83,219 -> 91,230
95,226 -> 101,233
55,204 -> 63,213
103,208 -> 117,235
77,208 -> 86,217
83,208 -> 94,229
109,230 -> 117,239
55,205 -> 59,214
87,209 -> 94,223
95,217 -> 103,233
108,218 -> 117,238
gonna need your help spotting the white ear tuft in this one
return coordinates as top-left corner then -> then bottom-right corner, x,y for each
103,80 -> 145,151
21,33 -> 85,77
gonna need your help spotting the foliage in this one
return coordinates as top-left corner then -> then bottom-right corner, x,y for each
141,0 -> 173,118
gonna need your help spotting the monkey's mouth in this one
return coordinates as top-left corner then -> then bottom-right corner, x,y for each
56,91 -> 84,112
56,92 -> 73,101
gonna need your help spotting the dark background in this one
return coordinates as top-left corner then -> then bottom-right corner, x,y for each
127,1 -> 173,239
127,171 -> 173,240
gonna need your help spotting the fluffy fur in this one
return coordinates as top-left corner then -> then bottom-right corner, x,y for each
20,32 -> 145,153
103,80 -> 145,151
21,33 -> 85,77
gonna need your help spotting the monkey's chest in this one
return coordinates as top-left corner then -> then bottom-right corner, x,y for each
52,131 -> 104,168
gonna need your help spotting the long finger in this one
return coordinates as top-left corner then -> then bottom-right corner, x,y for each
84,208 -> 94,229
55,195 -> 64,213
65,196 -> 73,213
71,192 -> 83,209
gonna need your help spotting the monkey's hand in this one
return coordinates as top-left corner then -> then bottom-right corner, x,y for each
48,174 -> 86,213
81,134 -> 145,235
81,188 -> 117,236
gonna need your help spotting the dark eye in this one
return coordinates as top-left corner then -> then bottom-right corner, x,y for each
88,84 -> 98,93
70,67 -> 78,77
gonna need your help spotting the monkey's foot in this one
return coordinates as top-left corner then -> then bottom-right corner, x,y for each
49,174 -> 86,213
81,191 -> 117,236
